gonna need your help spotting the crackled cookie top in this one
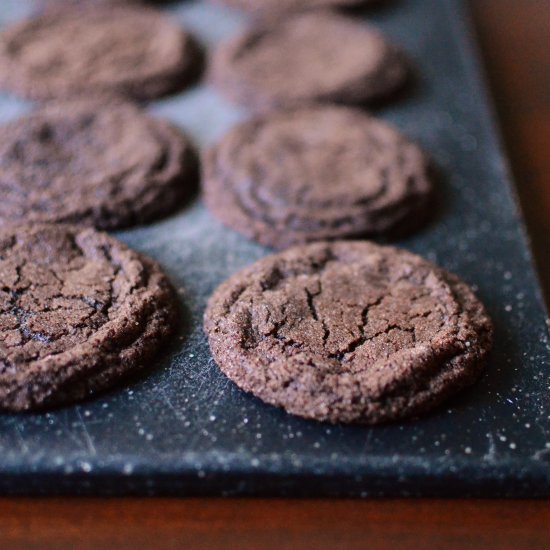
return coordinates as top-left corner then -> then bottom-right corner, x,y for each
0,99 -> 197,229
210,12 -> 408,111
0,224 -> 177,411
204,106 -> 432,248
204,241 -> 493,424
0,6 -> 201,101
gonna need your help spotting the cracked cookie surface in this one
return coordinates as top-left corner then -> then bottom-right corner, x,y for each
204,241 -> 493,424
0,223 -> 177,411
210,12 -> 408,111
0,6 -> 201,101
0,99 -> 197,230
203,106 -> 432,248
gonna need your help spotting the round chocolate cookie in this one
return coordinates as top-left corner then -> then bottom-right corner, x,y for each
0,223 -> 178,411
203,106 -> 432,248
36,0 -> 167,10
37,0 -> 142,9
212,0 -> 376,20
204,241 -> 493,424
210,12 -> 408,111
0,6 -> 201,101
0,99 -> 197,230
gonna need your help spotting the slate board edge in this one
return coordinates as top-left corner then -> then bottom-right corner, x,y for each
0,455 -> 549,497
453,0 -> 550,322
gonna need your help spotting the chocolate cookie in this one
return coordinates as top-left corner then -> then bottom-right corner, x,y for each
36,0 -> 165,10
203,106 -> 432,248
212,0 -> 376,20
0,6 -> 202,101
0,223 -> 177,411
37,0 -> 141,9
0,99 -> 197,230
204,241 -> 493,424
210,12 -> 408,111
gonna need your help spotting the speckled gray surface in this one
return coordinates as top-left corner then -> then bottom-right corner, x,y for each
0,0 -> 548,497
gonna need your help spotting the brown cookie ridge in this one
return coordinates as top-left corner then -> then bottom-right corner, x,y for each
203,106 -> 432,248
0,6 -> 201,101
204,241 -> 493,424
0,223 -> 178,412
0,99 -> 197,230
210,12 -> 408,111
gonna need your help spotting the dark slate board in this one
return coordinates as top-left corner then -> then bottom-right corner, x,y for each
0,0 -> 548,498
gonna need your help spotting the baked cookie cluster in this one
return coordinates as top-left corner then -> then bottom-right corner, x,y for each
0,0 -> 492,422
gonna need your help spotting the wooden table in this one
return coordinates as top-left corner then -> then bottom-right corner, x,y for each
1,1 -> 549,548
